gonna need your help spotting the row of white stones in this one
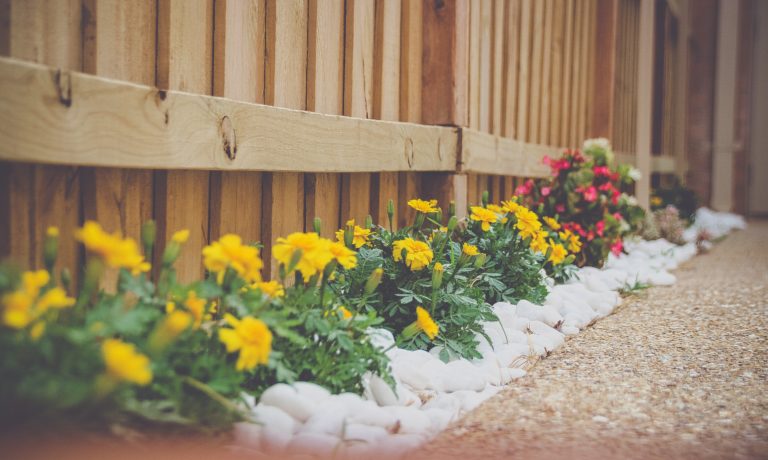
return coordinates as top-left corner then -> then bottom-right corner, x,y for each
232,208 -> 746,459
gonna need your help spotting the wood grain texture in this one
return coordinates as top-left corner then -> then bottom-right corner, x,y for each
468,0 -> 480,129
591,0 -> 617,139
478,0 -> 492,133
490,0 -> 505,135
516,0 -> 532,142
3,0 -> 82,283
635,0 -> 654,209
81,0 -> 155,289
211,0 -> 265,245
560,0 -> 574,146
422,0 -> 469,127
372,0 -> 402,226
460,128 -> 557,177
549,0 -> 565,145
156,0 -> 212,282
398,0 -> 423,227
528,0 -> 544,142
305,0 -> 343,237
0,57 -> 458,172
342,0 -> 374,224
503,0 -> 520,138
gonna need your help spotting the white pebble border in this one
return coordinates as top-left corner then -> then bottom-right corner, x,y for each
231,208 -> 746,458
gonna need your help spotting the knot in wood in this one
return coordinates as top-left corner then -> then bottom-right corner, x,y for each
220,116 -> 237,161
52,69 -> 72,108
404,137 -> 415,168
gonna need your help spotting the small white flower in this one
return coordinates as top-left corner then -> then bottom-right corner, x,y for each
628,167 -> 642,181
626,195 -> 638,206
583,137 -> 611,151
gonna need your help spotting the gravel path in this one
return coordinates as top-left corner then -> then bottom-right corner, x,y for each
420,221 -> 768,460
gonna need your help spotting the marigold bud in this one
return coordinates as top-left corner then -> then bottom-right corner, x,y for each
313,217 -> 322,235
141,220 -> 156,257
481,190 -> 489,206
364,267 -> 384,295
43,226 -> 59,271
447,216 -> 458,233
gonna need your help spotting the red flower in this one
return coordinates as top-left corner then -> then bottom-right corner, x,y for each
577,185 -> 598,202
541,186 -> 551,197
593,166 -> 611,177
515,179 -> 535,196
586,230 -> 595,241
610,238 -> 623,256
596,220 -> 605,237
598,182 -> 613,192
611,189 -> 620,205
555,203 -> 566,213
613,212 -> 623,221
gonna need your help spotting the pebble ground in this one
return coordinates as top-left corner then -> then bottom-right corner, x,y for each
420,221 -> 768,460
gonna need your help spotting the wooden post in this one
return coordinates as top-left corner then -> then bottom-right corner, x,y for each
635,0 -> 655,209
711,0 -> 740,212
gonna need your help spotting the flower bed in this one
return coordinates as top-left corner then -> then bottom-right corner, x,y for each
0,139 -> 747,458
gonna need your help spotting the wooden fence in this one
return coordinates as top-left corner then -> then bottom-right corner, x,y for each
0,0 -> 671,283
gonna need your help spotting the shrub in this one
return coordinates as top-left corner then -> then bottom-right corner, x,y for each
516,138 -> 646,267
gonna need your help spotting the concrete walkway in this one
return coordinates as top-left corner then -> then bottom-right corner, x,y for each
421,221 -> 768,460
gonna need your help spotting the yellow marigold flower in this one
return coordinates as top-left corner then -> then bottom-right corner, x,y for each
462,243 -> 480,256
102,338 -> 152,385
515,207 -> 542,239
433,262 -> 444,272
273,232 -> 334,279
438,226 -> 448,233
171,229 -> 190,244
338,306 -> 353,320
76,221 -> 150,275
335,219 -> 372,248
543,216 -> 561,230
408,199 -> 439,214
46,226 -> 59,238
203,234 -> 263,283
530,231 -> 550,254
219,314 -> 272,371
2,270 -> 74,329
651,196 -> 663,207
501,200 -> 521,214
486,204 -> 503,213
548,240 -> 568,265
329,241 -> 358,270
29,322 -> 45,341
254,280 -> 285,298
181,291 -> 206,328
415,306 -> 439,340
470,206 -> 499,232
392,238 -> 434,271
163,310 -> 193,337
568,235 -> 582,253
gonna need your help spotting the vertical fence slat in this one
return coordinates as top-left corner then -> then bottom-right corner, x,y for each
560,0 -> 574,146
1,0 -> 82,283
468,0 -> 481,130
540,0 -> 554,144
155,0 -> 213,282
398,0 -> 422,228
516,0 -> 532,142
549,0 -> 565,145
306,0 -> 343,237
264,0 -> 307,276
491,0 -> 506,136
81,0 -> 155,289
210,0 -> 265,245
592,0 -> 617,139
371,0 -> 401,226
421,0 -> 469,214
341,0 -> 374,224
528,0 -> 544,142
478,0 -> 492,133
503,0 -> 520,138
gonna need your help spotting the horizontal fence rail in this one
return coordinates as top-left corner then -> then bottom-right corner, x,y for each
0,57 -> 458,173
